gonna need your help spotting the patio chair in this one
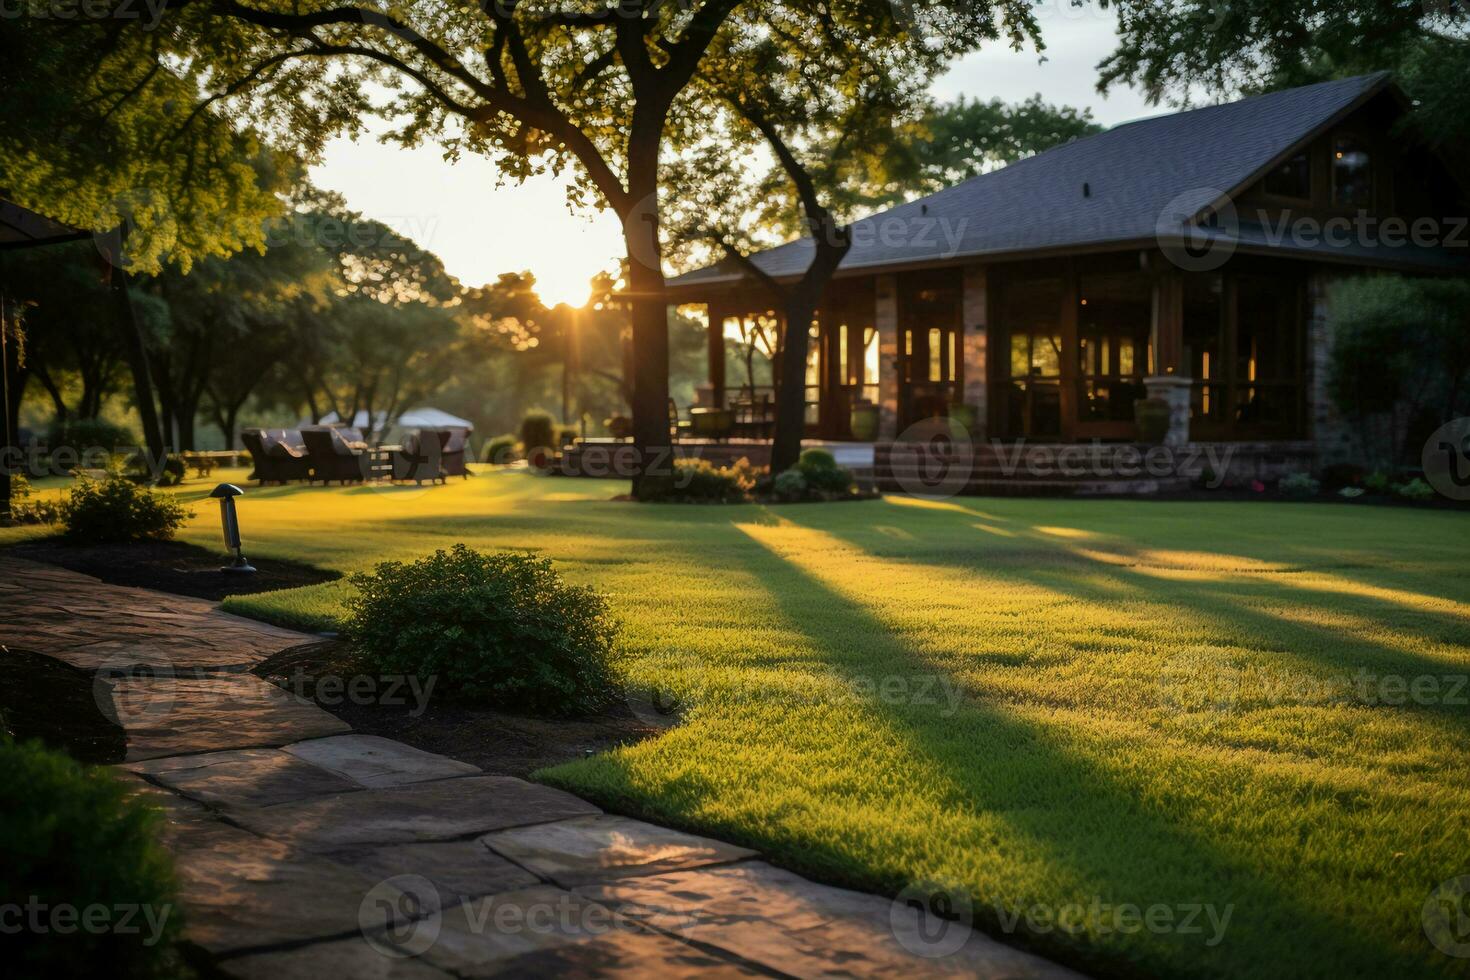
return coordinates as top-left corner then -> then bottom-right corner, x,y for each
392,429 -> 449,484
669,398 -> 693,441
301,427 -> 368,485
439,427 -> 471,478
242,429 -> 312,484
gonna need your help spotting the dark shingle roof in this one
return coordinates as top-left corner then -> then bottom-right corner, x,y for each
668,73 -> 1402,289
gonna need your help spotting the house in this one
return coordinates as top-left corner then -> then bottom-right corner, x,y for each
658,73 -> 1468,490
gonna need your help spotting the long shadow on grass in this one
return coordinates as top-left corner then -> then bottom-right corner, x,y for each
795,505 -> 1470,729
543,522 -> 1436,980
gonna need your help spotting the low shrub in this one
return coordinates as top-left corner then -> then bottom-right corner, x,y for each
655,458 -> 757,502
59,475 -> 190,543
520,411 -> 557,453
6,474 -> 61,524
485,433 -> 520,465
796,448 -> 855,495
45,418 -> 139,453
1338,486 -> 1366,499
1364,470 -> 1393,495
345,544 -> 622,715
1278,472 -> 1321,499
1392,477 -> 1435,501
0,738 -> 185,979
772,469 -> 808,501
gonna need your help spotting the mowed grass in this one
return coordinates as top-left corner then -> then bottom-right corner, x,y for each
8,469 -> 1469,978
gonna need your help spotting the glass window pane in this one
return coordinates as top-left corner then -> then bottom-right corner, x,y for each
1333,137 -> 1371,207
929,327 -> 942,382
1264,151 -> 1311,199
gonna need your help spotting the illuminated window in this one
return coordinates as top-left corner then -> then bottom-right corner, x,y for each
929,327 -> 942,381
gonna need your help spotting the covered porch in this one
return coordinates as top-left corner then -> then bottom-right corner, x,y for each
670,248 -> 1314,448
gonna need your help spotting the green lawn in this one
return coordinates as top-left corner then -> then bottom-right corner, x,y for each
9,470 -> 1470,978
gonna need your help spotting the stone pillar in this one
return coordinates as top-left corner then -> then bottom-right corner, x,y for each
961,264 -> 988,438
875,274 -> 900,439
1305,272 -> 1356,465
1144,375 -> 1192,447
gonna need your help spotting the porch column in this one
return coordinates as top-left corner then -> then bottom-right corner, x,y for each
1146,265 -> 1191,446
961,264 -> 988,438
706,300 -> 727,408
875,274 -> 900,439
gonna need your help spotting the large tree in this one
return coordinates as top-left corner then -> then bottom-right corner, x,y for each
666,3 -> 1045,471
1097,0 -> 1470,145
42,0 -> 1009,493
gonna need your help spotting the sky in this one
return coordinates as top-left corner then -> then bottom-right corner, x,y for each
308,7 -> 1157,308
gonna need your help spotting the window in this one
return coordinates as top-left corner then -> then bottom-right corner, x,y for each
1264,151 -> 1311,199
1332,137 -> 1372,207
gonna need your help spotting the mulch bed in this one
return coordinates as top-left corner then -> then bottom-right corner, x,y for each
2,538 -> 340,601
0,647 -> 126,764
252,640 -> 663,778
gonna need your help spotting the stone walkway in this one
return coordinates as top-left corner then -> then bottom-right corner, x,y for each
1,557 -> 1081,978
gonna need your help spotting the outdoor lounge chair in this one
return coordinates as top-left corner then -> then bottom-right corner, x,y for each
439,427 -> 470,478
301,427 -> 368,484
391,429 -> 449,484
242,429 -> 312,484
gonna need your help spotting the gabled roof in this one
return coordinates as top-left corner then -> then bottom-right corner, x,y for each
0,198 -> 90,250
667,72 -> 1454,290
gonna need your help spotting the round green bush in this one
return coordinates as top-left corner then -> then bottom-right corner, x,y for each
60,476 -> 190,543
345,544 -> 622,716
772,469 -> 808,501
485,434 -> 520,465
0,738 -> 184,979
796,449 -> 854,494
649,458 -> 756,502
519,411 -> 557,453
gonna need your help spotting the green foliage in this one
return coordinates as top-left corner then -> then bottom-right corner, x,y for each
772,468 -> 809,501
1097,0 -> 1470,146
47,418 -> 139,452
485,434 -> 521,465
59,476 -> 190,543
651,458 -> 758,503
1278,472 -> 1321,498
1392,477 -> 1435,501
345,545 -> 621,716
520,412 -> 557,452
1327,276 -> 1470,466
7,474 -> 61,525
1364,470 -> 1393,495
0,738 -> 184,979
796,449 -> 855,494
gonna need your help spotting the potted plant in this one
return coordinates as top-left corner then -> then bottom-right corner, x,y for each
850,400 -> 879,441
1134,397 -> 1171,444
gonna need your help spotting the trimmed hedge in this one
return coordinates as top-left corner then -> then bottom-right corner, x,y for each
60,476 -> 190,543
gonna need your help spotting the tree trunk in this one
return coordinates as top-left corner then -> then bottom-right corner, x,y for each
33,363 -> 69,424
109,258 -> 165,459
621,189 -> 672,498
771,290 -> 820,474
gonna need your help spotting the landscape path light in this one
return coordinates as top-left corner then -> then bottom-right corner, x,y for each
209,483 -> 256,574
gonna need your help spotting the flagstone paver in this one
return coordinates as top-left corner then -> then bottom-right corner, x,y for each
10,555 -> 1083,979
110,672 -> 351,761
226,774 -> 601,850
127,746 -> 363,807
0,556 -> 304,671
323,839 -> 540,913
574,861 -> 1076,978
282,733 -> 482,787
482,814 -> 758,888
